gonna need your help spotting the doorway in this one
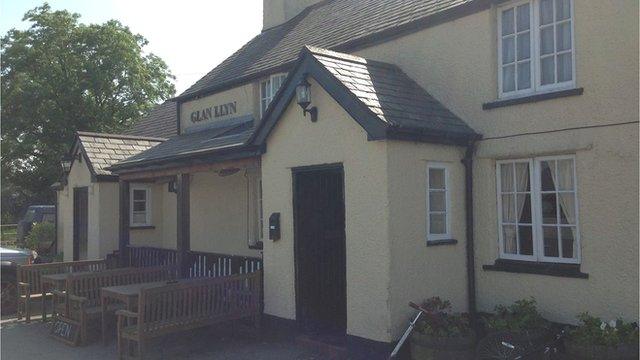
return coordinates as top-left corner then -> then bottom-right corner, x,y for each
293,164 -> 346,335
73,187 -> 88,261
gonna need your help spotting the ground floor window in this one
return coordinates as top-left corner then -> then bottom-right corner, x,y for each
497,155 -> 579,263
427,163 -> 450,242
130,185 -> 151,226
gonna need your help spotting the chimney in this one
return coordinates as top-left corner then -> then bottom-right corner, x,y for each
263,0 -> 324,30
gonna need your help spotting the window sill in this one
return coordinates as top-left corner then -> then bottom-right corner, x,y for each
426,239 -> 458,247
130,225 -> 155,230
483,88 -> 584,110
482,259 -> 588,279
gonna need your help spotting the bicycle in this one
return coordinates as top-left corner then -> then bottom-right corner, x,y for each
476,327 -> 567,359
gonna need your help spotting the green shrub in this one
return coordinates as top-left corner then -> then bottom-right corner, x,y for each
414,297 -> 472,337
570,312 -> 639,347
25,222 -> 55,250
484,298 -> 549,332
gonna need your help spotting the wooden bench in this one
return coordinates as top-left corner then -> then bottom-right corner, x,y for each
55,266 -> 177,344
117,270 -> 262,359
17,259 -> 107,322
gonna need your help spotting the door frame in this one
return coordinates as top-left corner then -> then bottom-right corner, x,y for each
291,162 -> 346,333
72,186 -> 89,261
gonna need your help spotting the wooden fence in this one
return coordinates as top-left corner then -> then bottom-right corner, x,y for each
126,246 -> 263,279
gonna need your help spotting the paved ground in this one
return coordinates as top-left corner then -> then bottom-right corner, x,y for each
1,317 -> 323,360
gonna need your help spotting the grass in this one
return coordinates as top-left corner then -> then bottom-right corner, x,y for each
1,224 -> 18,248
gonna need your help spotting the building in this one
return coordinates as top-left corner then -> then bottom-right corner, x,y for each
62,0 -> 640,355
54,102 -> 177,261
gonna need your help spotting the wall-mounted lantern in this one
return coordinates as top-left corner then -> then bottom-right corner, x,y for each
296,77 -> 318,122
60,158 -> 72,173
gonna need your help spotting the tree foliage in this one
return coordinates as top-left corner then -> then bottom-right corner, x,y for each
1,4 -> 175,220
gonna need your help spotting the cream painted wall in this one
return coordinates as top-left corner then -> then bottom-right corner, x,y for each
190,171 -> 261,257
180,83 -> 258,133
386,141 -> 469,337
97,182 -> 119,258
353,0 -> 639,325
261,78 -> 392,342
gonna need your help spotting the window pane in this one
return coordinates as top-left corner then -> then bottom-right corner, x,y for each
540,160 -> 556,191
556,0 -> 571,21
556,22 -> 572,51
517,62 -> 531,90
429,191 -> 446,212
559,193 -> 576,224
502,194 -> 516,222
503,65 -> 516,92
429,213 -> 446,234
517,194 -> 532,223
500,163 -> 514,192
429,168 -> 445,190
133,190 -> 146,201
543,226 -> 559,257
557,53 -> 572,82
516,4 -> 530,31
540,0 -> 554,25
557,159 -> 574,190
133,201 -> 146,212
502,8 -> 515,35
541,56 -> 555,85
133,213 -> 146,224
561,227 -> 575,258
503,225 -> 517,254
515,162 -> 530,191
540,27 -> 555,55
517,33 -> 530,60
518,225 -> 533,255
502,37 -> 515,64
541,193 -> 557,224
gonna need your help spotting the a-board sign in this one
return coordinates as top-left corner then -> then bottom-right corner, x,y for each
49,317 -> 80,346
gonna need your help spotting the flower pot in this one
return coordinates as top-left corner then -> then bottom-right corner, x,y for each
565,339 -> 639,360
410,331 -> 476,360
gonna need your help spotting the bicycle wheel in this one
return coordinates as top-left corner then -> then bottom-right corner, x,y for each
476,331 -> 527,360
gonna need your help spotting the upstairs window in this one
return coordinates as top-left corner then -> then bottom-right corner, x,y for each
130,185 -> 151,227
497,156 -> 579,263
427,164 -> 450,242
499,0 -> 574,98
260,73 -> 288,117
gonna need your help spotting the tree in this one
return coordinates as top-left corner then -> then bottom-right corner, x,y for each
1,4 -> 175,221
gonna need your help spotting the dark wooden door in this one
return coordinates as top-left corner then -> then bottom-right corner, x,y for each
293,165 -> 346,335
73,187 -> 88,261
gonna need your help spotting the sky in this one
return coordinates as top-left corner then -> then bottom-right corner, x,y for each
0,0 -> 263,94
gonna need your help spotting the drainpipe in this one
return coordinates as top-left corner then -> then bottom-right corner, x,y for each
462,141 -> 477,323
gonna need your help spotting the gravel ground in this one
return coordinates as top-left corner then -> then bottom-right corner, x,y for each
1,318 -> 324,360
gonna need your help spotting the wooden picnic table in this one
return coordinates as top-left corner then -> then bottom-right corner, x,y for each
41,270 -> 95,321
101,280 -> 180,344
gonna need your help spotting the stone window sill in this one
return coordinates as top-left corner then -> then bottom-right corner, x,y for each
482,259 -> 588,279
483,88 -> 584,110
130,225 -> 155,230
426,239 -> 458,247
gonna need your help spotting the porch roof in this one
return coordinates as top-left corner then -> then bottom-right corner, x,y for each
251,46 -> 480,146
108,117 -> 262,173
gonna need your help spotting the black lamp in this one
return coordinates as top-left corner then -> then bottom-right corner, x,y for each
295,77 -> 318,122
61,158 -> 72,173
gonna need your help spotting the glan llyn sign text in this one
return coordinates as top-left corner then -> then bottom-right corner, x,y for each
190,101 -> 237,123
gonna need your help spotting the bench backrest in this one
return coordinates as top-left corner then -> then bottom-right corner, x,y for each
17,259 -> 107,294
138,270 -> 262,334
66,266 -> 177,307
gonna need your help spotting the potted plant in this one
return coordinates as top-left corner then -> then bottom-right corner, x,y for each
482,298 -> 550,344
565,312 -> 639,359
410,297 -> 475,360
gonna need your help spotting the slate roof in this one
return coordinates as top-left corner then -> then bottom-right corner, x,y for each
124,101 -> 178,139
109,118 -> 260,171
252,46 -> 478,145
178,0 -> 481,100
76,132 -> 165,177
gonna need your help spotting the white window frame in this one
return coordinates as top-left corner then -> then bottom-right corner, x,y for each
130,185 -> 152,227
426,163 -> 451,242
260,73 -> 288,117
497,0 -> 576,99
496,155 -> 580,264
